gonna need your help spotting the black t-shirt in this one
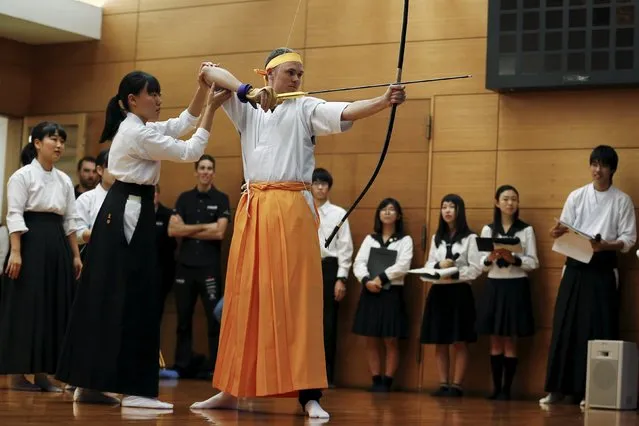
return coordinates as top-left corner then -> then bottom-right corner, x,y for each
155,202 -> 177,279
175,186 -> 231,267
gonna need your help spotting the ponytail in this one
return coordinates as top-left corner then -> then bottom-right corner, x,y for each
99,95 -> 125,143
20,143 -> 37,166
100,70 -> 161,144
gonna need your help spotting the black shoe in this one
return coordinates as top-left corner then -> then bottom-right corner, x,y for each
382,376 -> 394,392
448,386 -> 464,397
431,385 -> 450,397
487,389 -> 502,400
369,375 -> 385,392
496,391 -> 511,401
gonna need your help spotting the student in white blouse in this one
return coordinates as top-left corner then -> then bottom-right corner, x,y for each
311,167 -> 353,387
0,122 -> 82,392
420,194 -> 481,398
55,65 -> 231,410
476,185 -> 539,400
75,149 -> 114,246
352,198 -> 413,393
541,146 -> 637,407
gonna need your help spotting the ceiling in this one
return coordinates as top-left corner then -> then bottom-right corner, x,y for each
0,0 -> 102,45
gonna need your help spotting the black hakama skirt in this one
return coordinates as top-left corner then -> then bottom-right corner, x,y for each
420,282 -> 477,344
352,285 -> 408,339
543,252 -> 619,397
56,180 -> 160,398
0,212 -> 74,374
476,277 -> 535,337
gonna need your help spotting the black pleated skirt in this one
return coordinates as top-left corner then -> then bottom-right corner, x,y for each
352,285 -> 408,339
476,277 -> 535,337
544,254 -> 619,397
0,212 -> 74,374
420,282 -> 477,344
56,180 -> 160,398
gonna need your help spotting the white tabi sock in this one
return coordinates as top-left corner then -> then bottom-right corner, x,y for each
121,395 -> 173,409
190,391 -> 238,410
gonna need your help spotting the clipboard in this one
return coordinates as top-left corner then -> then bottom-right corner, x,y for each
551,218 -> 596,264
367,247 -> 397,290
476,237 -> 523,253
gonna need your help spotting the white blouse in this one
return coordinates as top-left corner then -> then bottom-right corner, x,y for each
353,234 -> 414,286
75,183 -> 108,244
108,110 -> 210,185
479,222 -> 539,279
318,200 -> 353,278
560,183 -> 636,253
5,159 -> 78,236
425,233 -> 482,284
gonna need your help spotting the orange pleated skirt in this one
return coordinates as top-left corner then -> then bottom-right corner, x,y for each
212,182 -> 327,397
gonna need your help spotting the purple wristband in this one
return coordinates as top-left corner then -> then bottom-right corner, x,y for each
237,83 -> 252,103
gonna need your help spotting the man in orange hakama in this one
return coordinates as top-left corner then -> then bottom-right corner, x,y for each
191,48 -> 406,419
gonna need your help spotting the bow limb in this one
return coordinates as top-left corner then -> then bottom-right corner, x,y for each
324,0 -> 410,248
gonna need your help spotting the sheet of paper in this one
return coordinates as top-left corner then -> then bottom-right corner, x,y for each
408,266 -> 459,283
552,231 -> 594,264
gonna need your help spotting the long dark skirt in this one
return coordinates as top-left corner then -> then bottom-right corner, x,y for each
56,180 -> 160,398
0,212 -> 74,374
420,282 -> 477,344
476,277 -> 535,337
544,253 -> 619,397
352,285 -> 408,339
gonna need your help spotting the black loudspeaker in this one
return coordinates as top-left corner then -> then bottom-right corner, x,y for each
486,0 -> 639,91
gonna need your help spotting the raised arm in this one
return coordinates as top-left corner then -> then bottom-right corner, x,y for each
341,84 -> 406,121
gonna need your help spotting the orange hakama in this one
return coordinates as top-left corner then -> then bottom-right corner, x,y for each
212,181 -> 327,397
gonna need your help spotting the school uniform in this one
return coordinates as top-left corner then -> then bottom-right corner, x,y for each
420,233 -> 481,345
544,183 -> 636,400
56,109 -> 209,399
476,220 -> 538,338
155,202 -> 177,320
0,159 -> 78,375
173,186 -> 230,376
352,234 -> 413,339
317,200 -> 353,385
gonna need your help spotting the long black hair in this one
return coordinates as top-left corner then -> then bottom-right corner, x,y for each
373,198 -> 404,236
434,194 -> 472,247
491,185 -> 520,237
99,70 -> 161,144
21,121 -> 67,166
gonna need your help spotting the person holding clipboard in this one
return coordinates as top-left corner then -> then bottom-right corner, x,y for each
419,194 -> 481,398
476,185 -> 539,401
352,198 -> 413,393
540,145 -> 636,408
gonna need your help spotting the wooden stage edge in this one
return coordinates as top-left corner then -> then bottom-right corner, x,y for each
0,378 -> 637,425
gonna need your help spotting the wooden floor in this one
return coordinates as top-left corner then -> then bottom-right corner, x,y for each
0,378 -> 637,425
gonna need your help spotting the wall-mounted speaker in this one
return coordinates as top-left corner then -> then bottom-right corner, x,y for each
486,0 -> 639,91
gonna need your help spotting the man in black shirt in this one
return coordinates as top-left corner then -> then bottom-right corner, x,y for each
168,155 -> 231,379
74,156 -> 98,198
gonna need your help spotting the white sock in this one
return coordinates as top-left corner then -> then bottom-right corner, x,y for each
121,395 -> 173,409
539,392 -> 563,404
74,387 -> 121,405
304,400 -> 329,419
190,392 -> 238,410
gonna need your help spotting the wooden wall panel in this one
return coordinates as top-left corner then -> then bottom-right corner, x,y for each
136,0 -> 306,60
304,39 -> 488,102
499,90 -> 639,150
0,65 -> 31,117
306,0 -> 487,47
102,0 -> 139,15
30,62 -> 135,114
316,100 -> 431,155
430,151 -> 496,208
136,51 -> 287,109
32,14 -> 138,65
139,0 -> 256,12
433,94 -> 499,152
